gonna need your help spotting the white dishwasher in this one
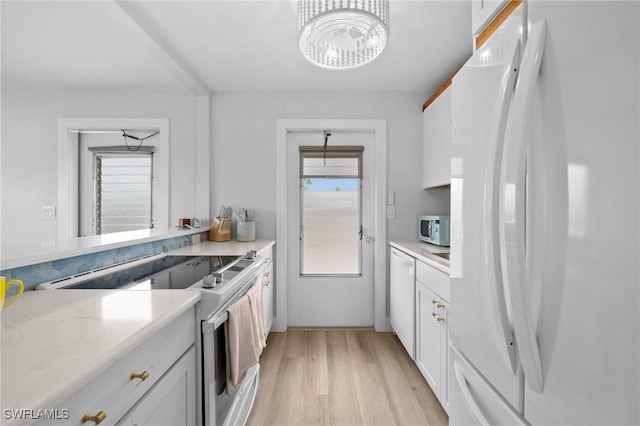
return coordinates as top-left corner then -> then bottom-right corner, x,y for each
389,247 -> 416,359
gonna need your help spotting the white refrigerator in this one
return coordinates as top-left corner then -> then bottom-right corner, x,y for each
449,2 -> 639,425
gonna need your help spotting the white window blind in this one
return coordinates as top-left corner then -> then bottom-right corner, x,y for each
90,146 -> 154,235
299,146 -> 363,276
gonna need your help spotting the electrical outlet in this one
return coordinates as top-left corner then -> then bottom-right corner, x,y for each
386,205 -> 396,219
40,239 -> 56,248
41,206 -> 56,220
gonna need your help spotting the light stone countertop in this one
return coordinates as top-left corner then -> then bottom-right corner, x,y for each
1,227 -> 209,270
0,290 -> 200,424
389,240 -> 450,275
166,239 -> 275,257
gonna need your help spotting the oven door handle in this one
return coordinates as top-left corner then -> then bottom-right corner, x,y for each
204,311 -> 229,332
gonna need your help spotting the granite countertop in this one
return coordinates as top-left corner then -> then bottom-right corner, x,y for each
166,239 -> 275,257
389,240 -> 450,274
0,290 -> 200,424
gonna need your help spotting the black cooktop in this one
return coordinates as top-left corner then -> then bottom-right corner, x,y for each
66,255 -> 239,290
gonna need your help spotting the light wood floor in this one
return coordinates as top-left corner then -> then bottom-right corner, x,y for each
247,329 -> 448,426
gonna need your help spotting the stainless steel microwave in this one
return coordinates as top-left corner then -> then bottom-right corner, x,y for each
418,215 -> 450,246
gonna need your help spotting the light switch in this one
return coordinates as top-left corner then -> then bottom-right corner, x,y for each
386,205 -> 396,219
387,190 -> 395,205
41,206 -> 56,220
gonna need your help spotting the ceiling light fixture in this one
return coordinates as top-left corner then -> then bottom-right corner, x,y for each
297,0 -> 389,70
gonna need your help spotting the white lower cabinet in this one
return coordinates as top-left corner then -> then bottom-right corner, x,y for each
37,308 -> 196,426
262,260 -> 274,334
117,347 -> 196,426
415,260 -> 450,413
260,247 -> 275,334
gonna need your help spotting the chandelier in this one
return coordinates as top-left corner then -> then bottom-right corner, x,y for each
297,0 -> 390,70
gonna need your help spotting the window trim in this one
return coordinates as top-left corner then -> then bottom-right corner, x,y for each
299,146 -> 364,277
90,146 -> 155,235
57,118 -> 169,239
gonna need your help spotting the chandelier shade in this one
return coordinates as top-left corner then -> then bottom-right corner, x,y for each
297,0 -> 390,70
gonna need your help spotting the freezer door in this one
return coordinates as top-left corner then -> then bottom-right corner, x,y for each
449,345 -> 527,426
450,5 -> 525,413
518,3 -> 640,425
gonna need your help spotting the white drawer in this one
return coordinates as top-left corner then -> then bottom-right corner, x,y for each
416,260 -> 450,303
37,307 -> 196,426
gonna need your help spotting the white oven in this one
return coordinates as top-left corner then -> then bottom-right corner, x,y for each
197,256 -> 271,426
202,309 -> 260,426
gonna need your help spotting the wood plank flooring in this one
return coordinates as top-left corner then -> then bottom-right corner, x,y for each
247,329 -> 448,426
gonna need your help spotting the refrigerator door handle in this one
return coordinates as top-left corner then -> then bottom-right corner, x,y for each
484,37 -> 522,375
500,20 -> 548,393
454,360 -> 491,426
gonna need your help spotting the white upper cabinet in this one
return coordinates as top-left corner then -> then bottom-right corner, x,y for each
472,0 -> 510,35
422,84 -> 452,189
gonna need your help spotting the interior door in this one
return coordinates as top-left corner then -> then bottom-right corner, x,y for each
286,131 -> 375,327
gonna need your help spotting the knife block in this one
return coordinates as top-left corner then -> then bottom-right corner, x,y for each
208,217 -> 231,242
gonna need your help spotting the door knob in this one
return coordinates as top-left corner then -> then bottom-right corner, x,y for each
365,236 -> 375,243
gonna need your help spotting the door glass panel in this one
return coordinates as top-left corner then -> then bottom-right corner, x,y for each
300,148 -> 363,276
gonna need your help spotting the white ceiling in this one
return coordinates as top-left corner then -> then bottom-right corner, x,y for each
1,1 -> 472,96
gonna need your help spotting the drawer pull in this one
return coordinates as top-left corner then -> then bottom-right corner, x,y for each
130,370 -> 150,381
432,299 -> 438,305
436,303 -> 445,309
437,317 -> 446,322
432,312 -> 439,318
81,411 -> 106,424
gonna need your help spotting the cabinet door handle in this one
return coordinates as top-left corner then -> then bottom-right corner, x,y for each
432,312 -> 439,318
437,317 -> 446,323
432,299 -> 438,305
436,303 -> 445,309
81,411 -> 106,424
130,370 -> 150,381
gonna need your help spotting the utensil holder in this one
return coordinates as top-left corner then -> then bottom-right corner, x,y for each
236,222 -> 256,242
208,217 -> 231,241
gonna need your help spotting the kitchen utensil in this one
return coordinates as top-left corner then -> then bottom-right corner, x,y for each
237,222 -> 256,242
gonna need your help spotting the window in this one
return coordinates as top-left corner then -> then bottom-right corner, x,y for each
299,146 -> 363,276
89,146 -> 154,235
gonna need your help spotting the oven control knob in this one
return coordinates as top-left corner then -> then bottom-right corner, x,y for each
202,272 -> 224,288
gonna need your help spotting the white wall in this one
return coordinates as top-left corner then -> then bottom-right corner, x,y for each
211,91 -> 450,242
1,89 -> 448,259
1,90 -> 199,248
